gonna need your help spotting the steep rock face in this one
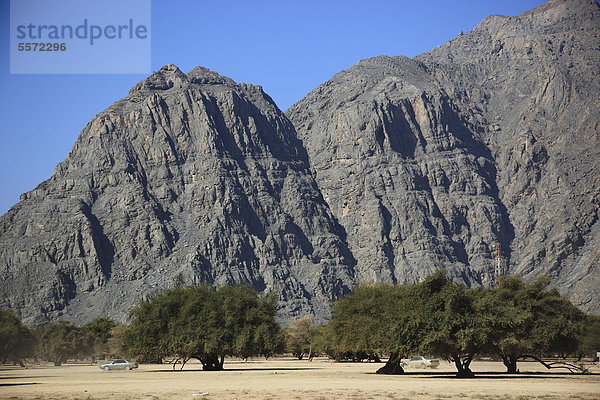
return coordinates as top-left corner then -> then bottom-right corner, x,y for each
1,0 -> 599,325
287,56 -> 511,286
417,0 -> 600,313
287,0 -> 600,312
0,65 -> 355,325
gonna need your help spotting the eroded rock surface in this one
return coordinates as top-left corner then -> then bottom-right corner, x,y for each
287,0 -> 600,312
0,65 -> 355,325
1,0 -> 599,325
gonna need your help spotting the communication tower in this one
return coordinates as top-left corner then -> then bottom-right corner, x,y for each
494,242 -> 507,287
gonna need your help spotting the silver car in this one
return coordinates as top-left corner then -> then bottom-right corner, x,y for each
403,356 -> 440,369
100,359 -> 138,371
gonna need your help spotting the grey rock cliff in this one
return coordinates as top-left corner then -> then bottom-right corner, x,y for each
414,0 -> 600,312
1,0 -> 599,325
0,65 -> 355,325
287,0 -> 600,313
287,54 -> 512,287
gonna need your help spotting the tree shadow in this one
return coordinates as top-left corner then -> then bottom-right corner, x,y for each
0,376 -> 53,380
369,370 -> 598,379
0,382 -> 40,387
148,367 -> 322,373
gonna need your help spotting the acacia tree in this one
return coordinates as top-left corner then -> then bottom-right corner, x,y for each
326,271 -> 586,376
82,317 -> 117,359
307,324 -> 330,358
124,285 -> 217,367
122,285 -> 185,364
328,271 -> 486,376
107,325 -> 128,358
327,283 -> 406,368
418,277 -> 484,377
478,275 -> 585,373
123,284 -> 283,370
205,285 -> 283,369
0,310 -> 36,366
286,316 -> 313,360
173,285 -> 226,369
577,314 -> 600,360
35,321 -> 95,366
384,271 -> 485,377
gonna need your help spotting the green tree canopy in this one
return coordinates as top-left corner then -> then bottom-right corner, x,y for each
327,271 -> 587,376
383,271 -> 484,376
327,283 -> 406,364
479,275 -> 585,373
35,321 -> 95,366
123,284 -> 283,370
82,317 -> 117,359
308,324 -> 330,358
218,285 -> 283,362
577,314 -> 600,359
329,271 -> 487,376
0,309 -> 36,366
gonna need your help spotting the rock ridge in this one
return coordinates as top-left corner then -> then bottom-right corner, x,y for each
1,0 -> 599,325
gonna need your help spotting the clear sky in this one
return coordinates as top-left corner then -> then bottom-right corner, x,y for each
0,0 -> 547,216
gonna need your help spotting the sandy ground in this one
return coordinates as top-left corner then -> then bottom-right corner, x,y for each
1,357 -> 599,400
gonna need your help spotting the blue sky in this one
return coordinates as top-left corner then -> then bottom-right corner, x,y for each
0,0 -> 546,215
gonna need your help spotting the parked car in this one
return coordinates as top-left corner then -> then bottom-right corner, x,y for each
402,356 -> 440,369
100,359 -> 138,371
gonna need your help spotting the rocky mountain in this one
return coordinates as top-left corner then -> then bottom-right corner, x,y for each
1,0 -> 599,325
0,65 -> 355,325
287,0 -> 600,313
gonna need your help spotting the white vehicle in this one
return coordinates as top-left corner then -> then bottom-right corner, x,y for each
100,359 -> 138,371
402,356 -> 440,369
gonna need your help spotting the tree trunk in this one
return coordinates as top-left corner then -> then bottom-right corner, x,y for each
376,352 -> 405,375
452,353 -> 474,377
199,354 -> 224,371
53,355 -> 66,366
502,354 -> 519,373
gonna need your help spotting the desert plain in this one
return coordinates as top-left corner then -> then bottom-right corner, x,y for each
1,357 -> 599,400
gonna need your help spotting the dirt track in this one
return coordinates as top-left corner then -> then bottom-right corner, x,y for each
1,357 -> 599,399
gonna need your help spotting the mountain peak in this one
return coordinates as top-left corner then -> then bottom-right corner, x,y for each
187,66 -> 236,86
128,64 -> 239,95
129,63 -> 187,93
521,0 -> 600,17
1,0 -> 598,327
